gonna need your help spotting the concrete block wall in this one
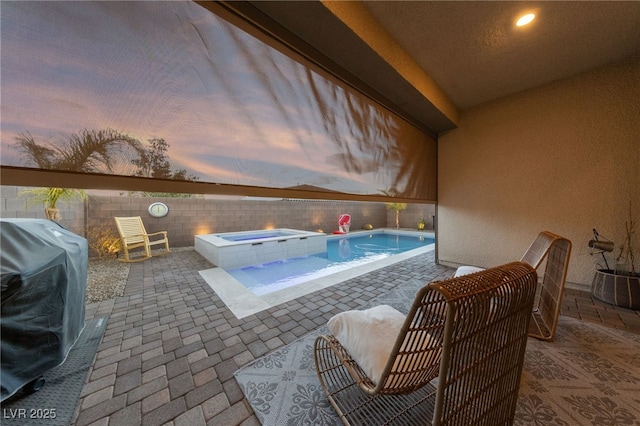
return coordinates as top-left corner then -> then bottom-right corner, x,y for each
389,204 -> 436,230
86,196 -> 392,248
1,186 -> 435,257
0,186 -> 85,236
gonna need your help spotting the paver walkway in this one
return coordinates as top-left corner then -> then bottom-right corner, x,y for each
76,248 -> 640,425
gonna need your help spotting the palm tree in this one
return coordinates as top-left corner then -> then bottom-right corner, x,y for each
14,129 -> 143,173
386,202 -> 407,229
19,187 -> 88,221
14,129 -> 143,220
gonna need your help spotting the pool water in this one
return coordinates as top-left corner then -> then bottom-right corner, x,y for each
226,232 -> 434,296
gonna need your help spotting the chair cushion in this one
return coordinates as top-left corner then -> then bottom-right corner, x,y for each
328,305 -> 406,384
453,265 -> 485,277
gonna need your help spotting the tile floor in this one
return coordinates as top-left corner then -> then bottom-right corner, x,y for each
76,248 -> 640,426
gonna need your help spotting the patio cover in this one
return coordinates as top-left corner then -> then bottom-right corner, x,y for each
0,219 -> 88,401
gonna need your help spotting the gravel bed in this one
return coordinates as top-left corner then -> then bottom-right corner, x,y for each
86,258 -> 130,303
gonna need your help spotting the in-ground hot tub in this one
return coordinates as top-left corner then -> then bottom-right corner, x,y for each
195,228 -> 327,269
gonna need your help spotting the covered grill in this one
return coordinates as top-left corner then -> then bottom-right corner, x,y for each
1,219 -> 88,401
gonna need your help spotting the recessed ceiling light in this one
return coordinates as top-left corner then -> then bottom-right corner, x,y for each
516,13 -> 536,27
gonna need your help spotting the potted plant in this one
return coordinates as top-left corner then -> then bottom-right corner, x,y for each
20,187 -> 88,222
417,218 -> 427,231
385,203 -> 407,229
591,202 -> 639,309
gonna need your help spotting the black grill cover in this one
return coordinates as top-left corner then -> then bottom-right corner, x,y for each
1,219 -> 88,401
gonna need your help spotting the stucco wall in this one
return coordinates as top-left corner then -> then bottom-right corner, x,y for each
438,58 -> 640,289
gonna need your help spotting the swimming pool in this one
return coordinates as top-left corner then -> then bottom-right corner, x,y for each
228,233 -> 434,296
198,230 -> 435,319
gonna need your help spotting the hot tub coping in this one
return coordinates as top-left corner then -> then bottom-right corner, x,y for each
196,228 -> 324,247
195,228 -> 327,269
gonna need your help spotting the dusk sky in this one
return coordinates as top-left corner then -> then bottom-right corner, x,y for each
1,1 -> 433,198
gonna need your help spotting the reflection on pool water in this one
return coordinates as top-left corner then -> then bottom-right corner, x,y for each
227,232 -> 435,296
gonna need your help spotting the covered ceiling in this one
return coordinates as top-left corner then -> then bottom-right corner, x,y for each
235,0 -> 640,134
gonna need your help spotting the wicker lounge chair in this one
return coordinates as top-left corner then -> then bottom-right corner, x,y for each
114,216 -> 170,262
314,261 -> 537,426
522,231 -> 572,341
455,231 -> 572,341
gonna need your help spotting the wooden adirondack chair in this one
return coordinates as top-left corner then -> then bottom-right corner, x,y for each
114,216 -> 170,262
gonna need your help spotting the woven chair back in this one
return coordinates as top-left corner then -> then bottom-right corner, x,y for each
314,262 -> 537,426
430,262 -> 537,425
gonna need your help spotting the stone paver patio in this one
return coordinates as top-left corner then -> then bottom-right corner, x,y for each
75,248 -> 640,425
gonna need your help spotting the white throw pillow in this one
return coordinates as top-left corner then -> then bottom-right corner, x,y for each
327,305 -> 406,384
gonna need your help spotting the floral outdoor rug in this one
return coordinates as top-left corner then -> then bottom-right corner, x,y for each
235,280 -> 640,425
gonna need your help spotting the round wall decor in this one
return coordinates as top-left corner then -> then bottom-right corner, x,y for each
148,202 -> 169,218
